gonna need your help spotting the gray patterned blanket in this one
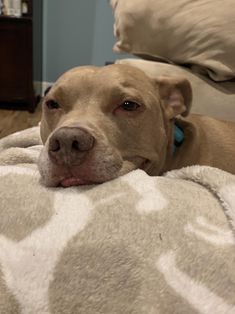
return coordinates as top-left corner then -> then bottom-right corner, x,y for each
0,127 -> 235,314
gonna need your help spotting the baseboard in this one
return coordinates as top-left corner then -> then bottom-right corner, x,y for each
34,81 -> 54,97
33,81 -> 42,96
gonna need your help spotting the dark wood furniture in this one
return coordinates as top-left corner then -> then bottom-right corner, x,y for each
0,10 -> 36,112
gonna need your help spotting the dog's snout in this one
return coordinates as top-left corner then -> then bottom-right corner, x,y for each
48,127 -> 95,165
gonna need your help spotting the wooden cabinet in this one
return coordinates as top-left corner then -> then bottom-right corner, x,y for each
0,14 -> 36,112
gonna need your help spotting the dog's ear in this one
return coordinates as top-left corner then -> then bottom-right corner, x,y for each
155,76 -> 192,119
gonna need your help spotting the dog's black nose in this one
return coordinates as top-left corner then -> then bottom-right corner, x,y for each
48,127 -> 95,165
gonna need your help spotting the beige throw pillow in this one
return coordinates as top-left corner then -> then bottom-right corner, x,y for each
111,0 -> 235,82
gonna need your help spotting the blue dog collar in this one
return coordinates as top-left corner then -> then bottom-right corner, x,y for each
173,124 -> 184,153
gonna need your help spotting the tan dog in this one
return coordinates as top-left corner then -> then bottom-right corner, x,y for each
38,64 -> 235,187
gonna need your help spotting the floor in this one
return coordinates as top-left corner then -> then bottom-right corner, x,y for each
0,104 -> 42,139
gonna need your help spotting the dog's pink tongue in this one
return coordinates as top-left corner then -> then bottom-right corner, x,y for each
60,177 -> 90,187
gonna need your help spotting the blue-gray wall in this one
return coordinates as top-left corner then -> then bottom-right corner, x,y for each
41,0 -> 132,82
43,0 -> 96,82
91,0 -> 131,65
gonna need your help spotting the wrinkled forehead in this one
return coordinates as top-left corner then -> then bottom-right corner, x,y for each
51,65 -> 154,97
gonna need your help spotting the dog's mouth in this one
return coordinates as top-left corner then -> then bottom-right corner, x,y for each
54,156 -> 150,188
59,158 -> 150,188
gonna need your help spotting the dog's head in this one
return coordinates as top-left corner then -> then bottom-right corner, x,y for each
38,64 -> 192,187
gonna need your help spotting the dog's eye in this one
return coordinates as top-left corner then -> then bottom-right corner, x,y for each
46,100 -> 60,110
120,101 -> 140,111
